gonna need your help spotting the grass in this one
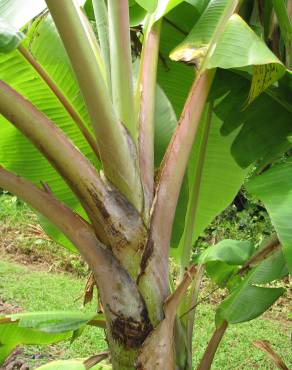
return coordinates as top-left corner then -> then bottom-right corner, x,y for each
0,193 -> 291,369
0,259 -> 291,369
0,260 -> 106,368
0,193 -> 88,276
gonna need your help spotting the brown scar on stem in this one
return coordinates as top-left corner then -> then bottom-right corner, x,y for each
136,237 -> 154,284
110,308 -> 152,349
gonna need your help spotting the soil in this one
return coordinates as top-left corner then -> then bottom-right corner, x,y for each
0,299 -> 22,315
0,221 -> 87,276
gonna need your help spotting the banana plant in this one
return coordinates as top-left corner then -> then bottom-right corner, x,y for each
0,0 -> 291,369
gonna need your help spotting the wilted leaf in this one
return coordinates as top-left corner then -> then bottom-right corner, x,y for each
253,340 -> 289,370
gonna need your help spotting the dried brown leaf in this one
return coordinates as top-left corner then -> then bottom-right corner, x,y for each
253,340 -> 289,370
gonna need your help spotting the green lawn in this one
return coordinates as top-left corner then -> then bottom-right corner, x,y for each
0,259 -> 291,369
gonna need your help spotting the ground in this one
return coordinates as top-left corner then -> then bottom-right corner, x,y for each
0,194 -> 291,369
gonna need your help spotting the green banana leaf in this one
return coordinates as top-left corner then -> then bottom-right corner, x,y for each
212,70 -> 292,168
205,261 -> 239,288
196,239 -> 255,287
216,250 -> 288,326
157,2 -> 199,117
186,0 -> 210,12
187,108 -> 249,243
136,0 -> 157,13
0,0 -> 46,29
153,0 -> 210,22
156,1 -> 289,264
171,105 -> 249,261
0,15 -> 98,251
36,360 -> 111,370
0,17 -> 24,53
0,311 -> 102,365
198,239 -> 255,265
158,0 -> 288,142
246,160 -> 292,273
0,11 -> 178,251
36,361 -> 87,370
0,0 -> 86,29
84,0 -> 147,26
154,84 -> 177,167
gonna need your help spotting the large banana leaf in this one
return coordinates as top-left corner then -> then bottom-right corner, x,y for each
153,0 -> 209,22
171,106 -> 249,263
246,160 -> 292,273
154,84 -> 177,167
157,2 -> 199,116
170,0 -> 285,103
156,1 -> 290,266
0,311 -> 101,365
36,360 -> 111,370
0,15 -> 97,251
216,250 -> 288,326
136,0 -> 157,13
179,69 -> 292,258
0,0 -> 86,29
197,239 -> 255,287
213,70 -> 292,168
0,0 -> 46,29
0,11 -> 178,251
198,239 -> 254,265
36,361 -> 88,370
0,18 -> 24,53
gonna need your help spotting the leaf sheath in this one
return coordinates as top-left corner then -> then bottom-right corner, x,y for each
108,0 -> 136,139
138,70 -> 215,324
196,321 -> 228,370
0,167 -> 152,355
137,19 -> 162,220
46,0 -> 143,212
0,81 -> 146,278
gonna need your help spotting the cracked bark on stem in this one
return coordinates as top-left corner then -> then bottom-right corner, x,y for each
0,81 -> 146,279
17,44 -> 101,160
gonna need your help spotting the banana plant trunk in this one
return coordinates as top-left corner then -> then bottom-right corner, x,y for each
0,0 -> 242,369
